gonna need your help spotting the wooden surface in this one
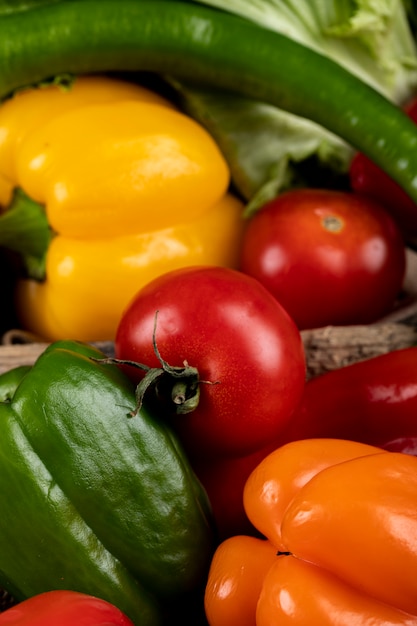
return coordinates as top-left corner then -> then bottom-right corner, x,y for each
302,322 -> 417,379
1,322 -> 416,379
0,338 -> 115,374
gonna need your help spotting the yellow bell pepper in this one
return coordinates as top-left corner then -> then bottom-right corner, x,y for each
0,75 -> 244,341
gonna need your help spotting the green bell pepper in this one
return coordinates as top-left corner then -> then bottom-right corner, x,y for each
0,340 -> 215,625
0,365 -> 31,402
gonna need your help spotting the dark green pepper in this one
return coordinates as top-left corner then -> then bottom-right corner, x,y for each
0,340 -> 215,625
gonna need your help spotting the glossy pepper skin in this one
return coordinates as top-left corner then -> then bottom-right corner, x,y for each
0,74 -> 244,341
205,438 -> 417,626
281,347 -> 417,452
0,340 -> 215,626
350,97 -> 417,237
0,590 -> 134,626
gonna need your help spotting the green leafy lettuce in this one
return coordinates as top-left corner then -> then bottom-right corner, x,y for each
169,0 -> 417,214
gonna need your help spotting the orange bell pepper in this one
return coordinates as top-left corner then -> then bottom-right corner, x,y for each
205,438 -> 417,626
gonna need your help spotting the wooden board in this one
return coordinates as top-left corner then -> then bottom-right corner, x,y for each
1,322 -> 416,380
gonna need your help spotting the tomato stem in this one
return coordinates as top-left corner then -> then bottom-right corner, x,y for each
91,311 -> 216,416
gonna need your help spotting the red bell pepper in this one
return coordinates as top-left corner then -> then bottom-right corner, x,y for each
0,590 -> 134,625
283,346 -> 417,453
193,441 -> 280,540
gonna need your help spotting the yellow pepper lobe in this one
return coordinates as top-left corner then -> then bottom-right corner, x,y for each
0,75 -> 175,187
0,75 -> 243,341
15,192 -> 244,342
15,99 -> 230,238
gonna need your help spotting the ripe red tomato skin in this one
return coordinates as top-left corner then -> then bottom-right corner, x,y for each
239,188 -> 406,330
115,266 -> 306,460
282,347 -> 417,452
349,96 -> 417,236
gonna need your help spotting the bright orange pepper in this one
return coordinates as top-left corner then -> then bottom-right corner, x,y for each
205,438 -> 417,626
204,535 -> 277,626
0,75 -> 244,341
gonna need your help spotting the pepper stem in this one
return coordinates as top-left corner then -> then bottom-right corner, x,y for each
0,187 -> 51,279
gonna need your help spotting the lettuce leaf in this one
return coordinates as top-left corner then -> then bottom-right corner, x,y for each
169,0 -> 417,213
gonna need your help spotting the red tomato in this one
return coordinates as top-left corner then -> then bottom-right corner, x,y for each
115,266 -> 306,459
350,96 -> 417,236
239,188 -> 406,330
